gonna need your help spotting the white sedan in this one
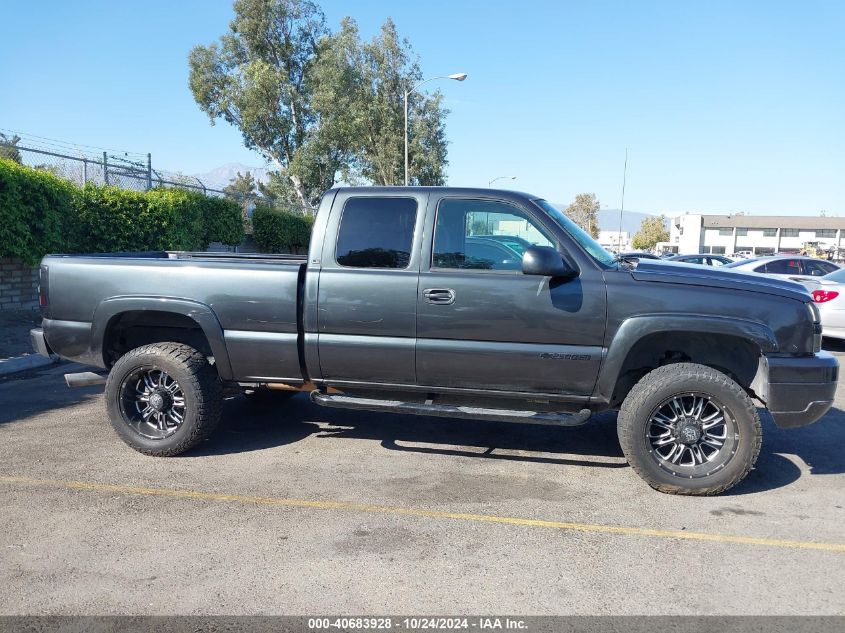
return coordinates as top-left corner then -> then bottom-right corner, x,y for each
724,255 -> 839,278
796,267 -> 845,340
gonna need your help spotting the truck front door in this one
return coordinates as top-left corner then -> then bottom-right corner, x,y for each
415,195 -> 606,397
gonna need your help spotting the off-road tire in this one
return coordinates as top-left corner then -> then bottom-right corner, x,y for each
617,363 -> 762,495
105,342 -> 222,456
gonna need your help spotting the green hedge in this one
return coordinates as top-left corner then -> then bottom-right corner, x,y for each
203,196 -> 246,245
252,203 -> 314,253
0,159 -> 73,264
0,159 -> 244,263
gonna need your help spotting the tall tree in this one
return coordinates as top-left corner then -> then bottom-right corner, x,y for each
224,171 -> 258,226
223,171 -> 257,199
565,193 -> 600,238
188,0 -> 337,213
0,133 -> 22,163
311,18 -> 448,186
631,215 -> 670,250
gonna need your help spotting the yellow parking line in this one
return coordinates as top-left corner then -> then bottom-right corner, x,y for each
2,474 -> 844,553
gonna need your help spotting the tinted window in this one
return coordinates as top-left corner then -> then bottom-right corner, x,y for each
433,198 -> 554,271
759,259 -> 801,274
336,197 -> 417,269
682,256 -> 707,264
804,260 -> 838,276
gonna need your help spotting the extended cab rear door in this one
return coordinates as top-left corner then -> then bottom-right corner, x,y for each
313,191 -> 428,385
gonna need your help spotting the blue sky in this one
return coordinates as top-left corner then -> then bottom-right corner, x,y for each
1,0 -> 842,215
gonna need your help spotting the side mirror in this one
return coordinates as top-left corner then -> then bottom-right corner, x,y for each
522,246 -> 578,279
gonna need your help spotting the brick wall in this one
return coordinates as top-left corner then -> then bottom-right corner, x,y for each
0,258 -> 39,311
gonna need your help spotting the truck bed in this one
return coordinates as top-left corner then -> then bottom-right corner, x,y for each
46,250 -> 308,265
41,251 -> 307,382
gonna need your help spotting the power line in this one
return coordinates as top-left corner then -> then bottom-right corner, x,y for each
0,127 -> 147,159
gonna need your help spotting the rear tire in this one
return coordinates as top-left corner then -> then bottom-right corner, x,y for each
105,342 -> 222,456
617,363 -> 762,495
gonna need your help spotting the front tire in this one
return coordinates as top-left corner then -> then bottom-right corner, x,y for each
617,363 -> 762,495
105,342 -> 222,456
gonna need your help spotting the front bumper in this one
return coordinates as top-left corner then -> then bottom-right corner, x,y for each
764,351 -> 838,428
30,328 -> 52,358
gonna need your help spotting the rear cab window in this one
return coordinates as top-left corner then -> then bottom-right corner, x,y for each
335,197 -> 418,269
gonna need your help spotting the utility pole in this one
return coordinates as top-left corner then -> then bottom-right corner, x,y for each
103,151 -> 109,186
146,153 -> 152,191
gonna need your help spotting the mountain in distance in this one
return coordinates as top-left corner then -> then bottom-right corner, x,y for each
192,162 -> 271,190
551,204 -> 662,234
597,208 -> 664,234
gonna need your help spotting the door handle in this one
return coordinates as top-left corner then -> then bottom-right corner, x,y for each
423,288 -> 456,305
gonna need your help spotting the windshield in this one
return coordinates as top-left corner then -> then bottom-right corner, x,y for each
533,199 -> 615,266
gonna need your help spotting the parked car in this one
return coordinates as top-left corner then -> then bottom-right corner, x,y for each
667,253 -> 734,266
725,255 -> 839,278
795,267 -> 845,340
617,251 -> 660,260
31,187 -> 836,496
477,234 -> 533,255
462,236 -> 523,270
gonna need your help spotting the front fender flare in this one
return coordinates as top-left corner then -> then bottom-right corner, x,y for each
90,296 -> 233,381
595,314 -> 777,403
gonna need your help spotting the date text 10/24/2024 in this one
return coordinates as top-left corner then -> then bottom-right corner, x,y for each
307,617 -> 528,630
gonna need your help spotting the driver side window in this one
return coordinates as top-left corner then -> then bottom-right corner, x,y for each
432,198 -> 554,271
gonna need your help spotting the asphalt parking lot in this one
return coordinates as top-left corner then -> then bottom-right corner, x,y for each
1,351 -> 845,615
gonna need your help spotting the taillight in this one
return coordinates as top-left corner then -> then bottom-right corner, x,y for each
812,289 -> 839,303
38,265 -> 49,316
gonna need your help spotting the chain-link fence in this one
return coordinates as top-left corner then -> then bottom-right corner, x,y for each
0,141 -> 317,219
3,142 -> 242,198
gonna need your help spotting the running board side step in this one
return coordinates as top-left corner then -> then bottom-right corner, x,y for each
310,392 -> 592,427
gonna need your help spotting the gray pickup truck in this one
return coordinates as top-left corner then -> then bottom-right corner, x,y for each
31,187 -> 838,495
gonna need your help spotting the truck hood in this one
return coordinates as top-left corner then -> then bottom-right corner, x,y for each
627,259 -> 812,302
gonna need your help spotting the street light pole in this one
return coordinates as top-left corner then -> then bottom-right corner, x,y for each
404,73 -> 467,186
404,88 -> 410,187
488,175 -> 516,187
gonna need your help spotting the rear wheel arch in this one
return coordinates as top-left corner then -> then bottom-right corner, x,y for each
92,297 -> 233,380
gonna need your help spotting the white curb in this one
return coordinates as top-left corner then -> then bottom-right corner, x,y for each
0,354 -> 59,376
